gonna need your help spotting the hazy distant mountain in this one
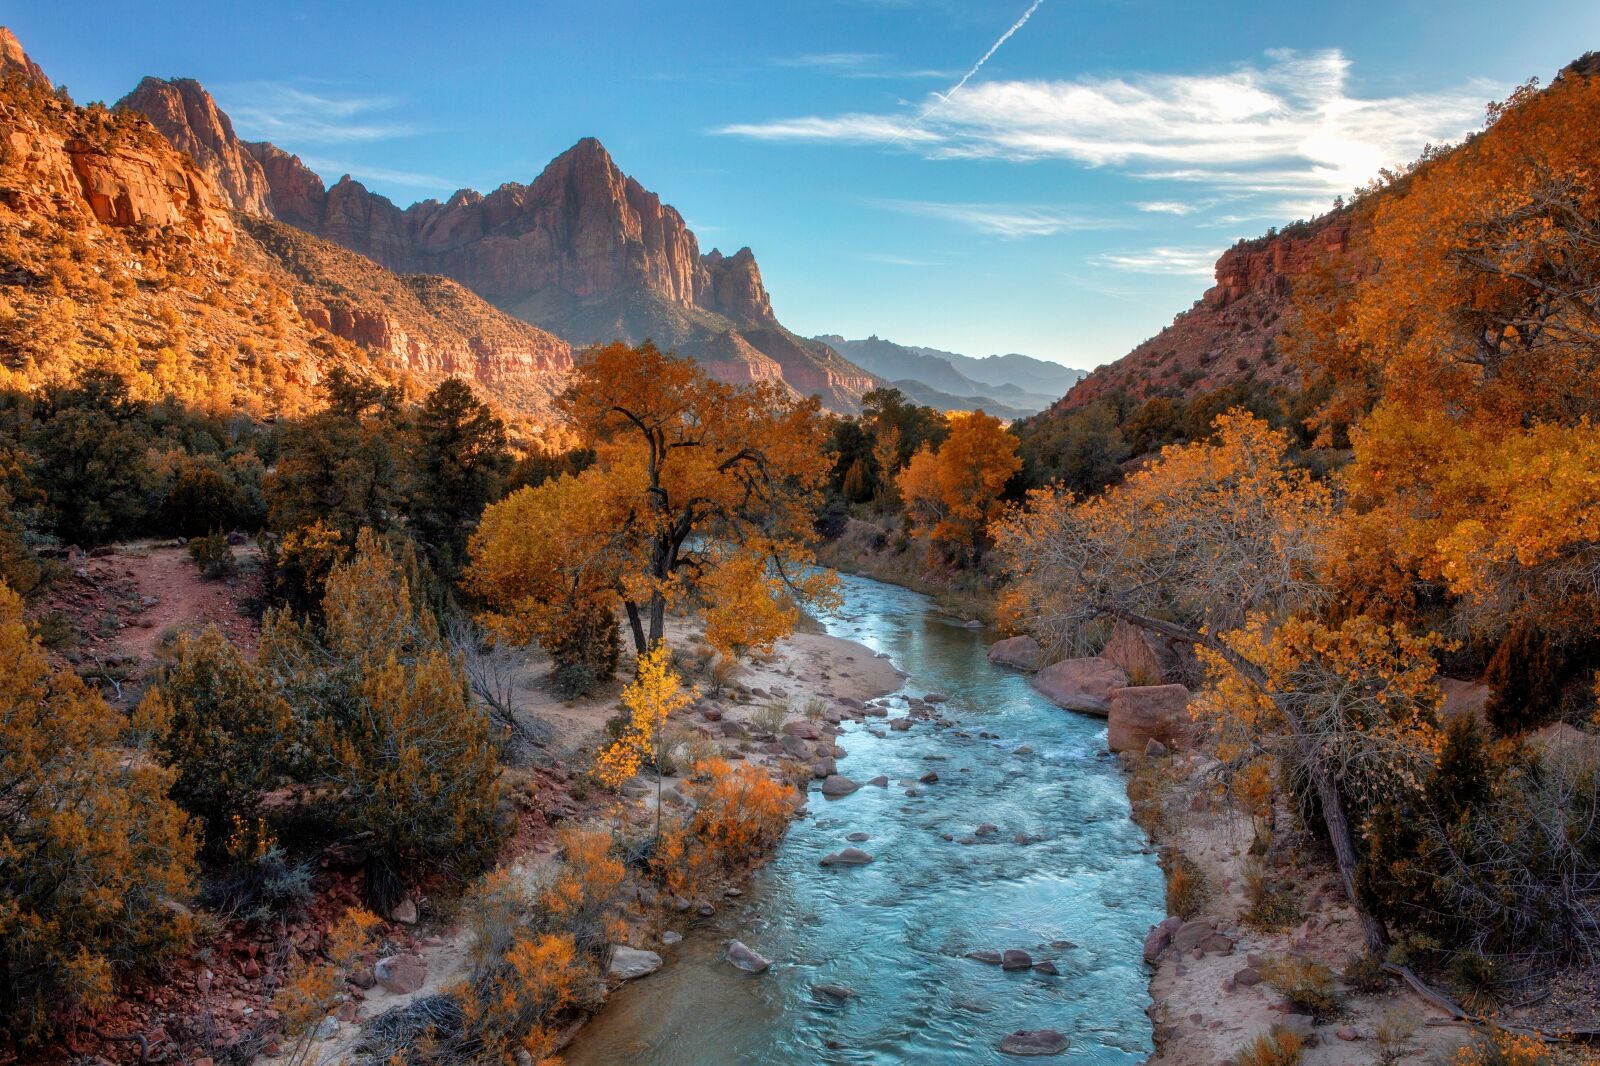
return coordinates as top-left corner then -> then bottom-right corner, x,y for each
814,335 -> 1084,415
889,380 -> 1032,421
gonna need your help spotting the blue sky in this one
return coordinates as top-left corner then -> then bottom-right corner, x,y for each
9,1 -> 1599,369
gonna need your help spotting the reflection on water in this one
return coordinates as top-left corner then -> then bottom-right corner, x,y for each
565,573 -> 1163,1064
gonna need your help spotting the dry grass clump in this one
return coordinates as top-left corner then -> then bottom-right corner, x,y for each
1241,858 -> 1300,931
1228,1025 -> 1304,1066
1257,955 -> 1343,1020
1160,845 -> 1209,920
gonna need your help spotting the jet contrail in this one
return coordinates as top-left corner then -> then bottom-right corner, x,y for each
890,0 -> 1046,145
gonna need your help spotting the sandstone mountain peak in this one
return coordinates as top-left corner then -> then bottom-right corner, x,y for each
118,82 -> 879,409
0,27 -> 48,87
116,76 -> 274,217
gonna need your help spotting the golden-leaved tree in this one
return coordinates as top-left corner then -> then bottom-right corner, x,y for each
897,409 -> 1020,564
0,583 -> 197,1043
1295,71 -> 1600,652
468,342 -> 835,664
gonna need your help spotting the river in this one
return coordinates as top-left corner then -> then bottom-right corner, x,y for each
566,572 -> 1165,1064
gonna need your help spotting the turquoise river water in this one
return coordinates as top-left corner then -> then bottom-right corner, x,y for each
566,571 -> 1165,1064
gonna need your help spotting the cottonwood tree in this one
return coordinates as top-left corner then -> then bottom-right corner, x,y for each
897,409 -> 1020,564
996,412 -> 1419,950
469,342 -> 835,660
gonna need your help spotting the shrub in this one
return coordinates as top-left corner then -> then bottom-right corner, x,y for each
0,583 -> 198,1044
187,528 -> 237,579
551,662 -> 602,700
652,759 -> 793,902
1371,1010 -> 1417,1066
1161,846 -> 1208,920
319,647 -> 504,901
752,699 -> 789,737
1449,1031 -> 1559,1066
1257,956 -> 1343,1020
150,626 -> 293,842
272,907 -> 381,1066
1447,951 -> 1505,1015
203,816 -> 315,925
705,654 -> 738,697
1341,951 -> 1388,994
1229,1026 -> 1304,1066
1241,858 -> 1299,931
544,600 -> 620,678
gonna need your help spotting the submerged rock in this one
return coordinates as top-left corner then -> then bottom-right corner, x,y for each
820,847 -> 874,866
1000,1029 -> 1069,1056
812,983 -> 856,1001
726,940 -> 771,973
1001,949 -> 1033,971
965,949 -> 1003,964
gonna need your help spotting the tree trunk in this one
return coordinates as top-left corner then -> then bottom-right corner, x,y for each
1305,759 -> 1390,954
648,594 -> 665,649
625,602 -> 647,656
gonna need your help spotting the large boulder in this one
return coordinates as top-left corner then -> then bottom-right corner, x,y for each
373,954 -> 427,995
1030,657 -> 1128,715
1106,685 -> 1192,753
820,775 -> 860,797
1439,677 -> 1490,726
988,635 -> 1043,672
607,945 -> 663,981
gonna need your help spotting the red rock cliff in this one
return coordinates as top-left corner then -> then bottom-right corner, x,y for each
116,77 -> 273,217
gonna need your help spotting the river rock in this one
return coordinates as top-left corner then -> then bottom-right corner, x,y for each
919,771 -> 939,783
889,717 -> 913,731
1001,949 -> 1033,971
924,692 -> 949,703
1033,961 -> 1059,975
1232,966 -> 1262,987
662,931 -> 683,945
1013,745 -> 1033,755
1030,657 -> 1128,715
867,775 -> 888,787
812,983 -> 855,1000
1143,916 -> 1183,962
987,635 -> 1042,672
726,941 -> 770,973
820,775 -> 859,797
783,720 -> 822,740
820,847 -> 874,866
781,734 -> 812,758
1171,919 -> 1218,953
846,831 -> 870,842
1000,1029 -> 1069,1056
974,822 -> 998,836
374,954 -> 427,995
608,945 -> 662,981
1106,684 -> 1191,753
965,949 -> 1004,964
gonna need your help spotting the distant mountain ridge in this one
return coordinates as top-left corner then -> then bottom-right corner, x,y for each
117,78 -> 881,412
814,334 -> 1084,416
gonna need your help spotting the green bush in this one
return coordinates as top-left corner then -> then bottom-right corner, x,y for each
187,529 -> 237,579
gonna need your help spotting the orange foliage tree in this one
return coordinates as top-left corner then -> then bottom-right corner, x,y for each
1295,71 -> 1600,648
469,342 -> 835,661
897,410 -> 1020,564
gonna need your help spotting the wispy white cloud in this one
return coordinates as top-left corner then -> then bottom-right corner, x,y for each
877,199 -> 1113,238
717,49 -> 1496,216
218,83 -> 417,145
1089,246 -> 1222,278
1135,200 -> 1201,215
717,114 -> 941,144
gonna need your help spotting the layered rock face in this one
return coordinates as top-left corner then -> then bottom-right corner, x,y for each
119,79 -> 879,410
116,78 -> 273,217
0,80 -> 234,250
1057,214 -> 1354,412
